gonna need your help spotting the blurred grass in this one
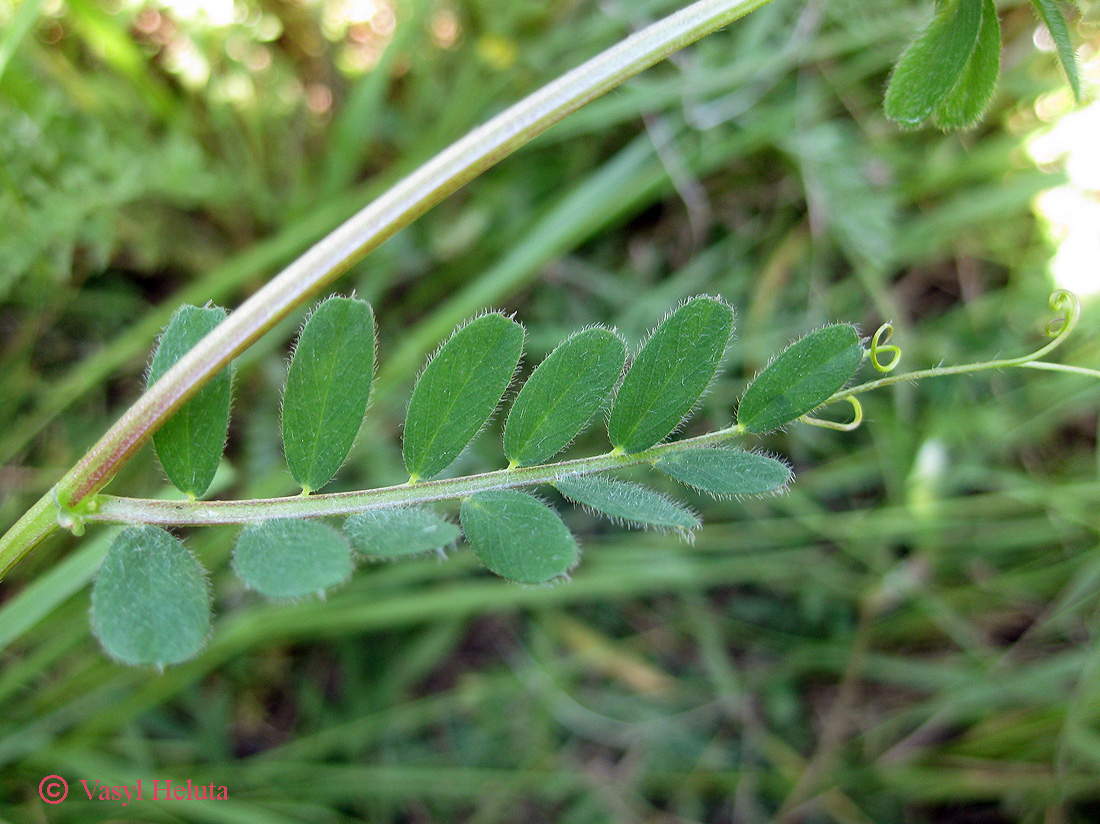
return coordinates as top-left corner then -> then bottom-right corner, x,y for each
1,0 -> 1099,821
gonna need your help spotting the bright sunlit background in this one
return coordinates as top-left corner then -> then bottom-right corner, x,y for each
1028,31 -> 1100,297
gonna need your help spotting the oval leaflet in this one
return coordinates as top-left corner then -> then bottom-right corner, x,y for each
91,526 -> 211,666
608,296 -> 734,454
656,448 -> 792,497
737,324 -> 863,434
147,304 -> 233,498
282,297 -> 376,493
504,327 -> 626,466
554,473 -> 699,532
460,490 -> 578,584
404,313 -> 524,480
233,519 -> 352,599
345,507 -> 461,559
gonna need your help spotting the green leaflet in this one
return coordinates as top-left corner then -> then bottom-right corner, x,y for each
884,0 -> 984,127
1031,0 -> 1082,101
233,519 -> 352,599
282,297 -> 376,492
345,507 -> 461,559
737,324 -> 863,433
460,490 -> 578,584
608,296 -> 734,454
656,448 -> 792,497
933,0 -> 1001,129
504,327 -> 626,466
403,313 -> 524,481
554,473 -> 699,532
147,304 -> 232,497
91,526 -> 210,666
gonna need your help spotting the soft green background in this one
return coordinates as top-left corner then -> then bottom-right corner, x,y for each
1,0 -> 1098,821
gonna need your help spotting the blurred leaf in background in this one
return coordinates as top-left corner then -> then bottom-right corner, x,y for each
1,0 -> 1099,822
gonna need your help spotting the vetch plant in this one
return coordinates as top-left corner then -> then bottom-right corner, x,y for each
0,0 -> 1094,668
72,291 -> 1100,665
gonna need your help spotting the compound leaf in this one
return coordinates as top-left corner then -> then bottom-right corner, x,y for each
282,297 -> 375,492
884,0 -> 984,126
738,324 -> 863,433
345,507 -> 461,559
91,526 -> 210,666
148,304 -> 232,497
608,296 -> 734,454
933,0 -> 1001,129
460,490 -> 577,584
555,473 -> 699,532
404,313 -> 524,480
504,327 -> 626,466
233,519 -> 352,599
656,448 -> 792,497
1031,0 -> 1082,100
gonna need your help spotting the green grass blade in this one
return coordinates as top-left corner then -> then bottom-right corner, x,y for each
608,296 -> 735,453
0,529 -> 112,652
737,324 -> 863,433
933,0 -> 1002,129
460,490 -> 578,584
233,519 -> 352,600
1031,0 -> 1082,100
656,447 -> 792,497
403,313 -> 524,480
554,473 -> 699,533
504,327 -> 626,466
90,526 -> 210,666
147,305 -> 232,498
0,0 -> 45,82
282,297 -> 376,493
884,0 -> 984,126
345,507 -> 461,559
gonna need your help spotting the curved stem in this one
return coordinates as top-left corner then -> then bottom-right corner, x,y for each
0,0 -> 775,580
1019,361 -> 1100,380
833,356 -> 1100,403
828,290 -> 1093,405
89,426 -> 745,526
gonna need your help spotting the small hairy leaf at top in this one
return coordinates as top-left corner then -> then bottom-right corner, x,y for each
147,304 -> 232,497
554,473 -> 699,533
404,313 -> 524,481
460,490 -> 578,584
884,0 -> 984,127
932,0 -> 1001,129
1031,0 -> 1082,100
91,526 -> 210,666
345,507 -> 461,559
608,296 -> 734,454
737,324 -> 863,434
656,448 -> 792,497
282,297 -> 375,492
504,327 -> 626,466
233,519 -> 352,599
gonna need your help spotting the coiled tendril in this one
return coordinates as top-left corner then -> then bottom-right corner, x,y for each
869,323 -> 902,373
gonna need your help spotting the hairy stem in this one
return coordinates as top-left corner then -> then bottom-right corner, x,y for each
826,290 -> 1096,405
88,426 -> 746,526
0,0 -> 776,580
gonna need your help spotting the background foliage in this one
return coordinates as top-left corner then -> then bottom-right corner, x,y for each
1,0 -> 1099,821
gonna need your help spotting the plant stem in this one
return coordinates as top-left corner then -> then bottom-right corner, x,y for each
0,0 -> 776,580
87,426 -> 746,526
832,358 -> 1100,403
